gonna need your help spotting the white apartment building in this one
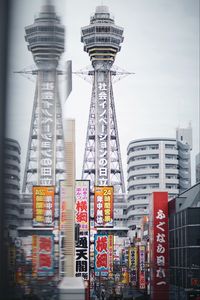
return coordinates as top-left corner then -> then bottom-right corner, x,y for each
127,138 -> 191,235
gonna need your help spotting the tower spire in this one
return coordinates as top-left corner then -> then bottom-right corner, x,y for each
22,2 -> 66,193
81,6 -> 125,194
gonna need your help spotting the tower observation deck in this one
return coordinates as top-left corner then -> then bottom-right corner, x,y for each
81,6 -> 125,195
22,1 -> 66,193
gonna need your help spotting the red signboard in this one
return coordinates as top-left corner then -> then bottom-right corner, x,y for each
75,180 -> 90,232
149,192 -> 169,300
32,235 -> 54,277
32,186 -> 55,227
94,186 -> 114,227
94,234 -> 109,276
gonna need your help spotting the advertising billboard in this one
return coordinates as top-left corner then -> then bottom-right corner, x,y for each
59,181 -> 67,232
128,246 -> 138,286
75,235 -> 90,280
139,245 -> 146,290
75,180 -> 90,281
94,186 -> 114,227
32,235 -> 54,277
32,186 -> 55,227
149,192 -> 169,300
94,234 -> 109,276
75,180 -> 90,232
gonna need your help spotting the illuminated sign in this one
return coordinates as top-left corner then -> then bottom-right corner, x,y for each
39,81 -> 56,185
33,186 -> 54,227
149,192 -> 169,300
94,186 -> 114,227
94,234 -> 109,276
96,80 -> 109,186
75,180 -> 90,232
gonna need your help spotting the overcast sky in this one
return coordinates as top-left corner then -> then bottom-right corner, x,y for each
6,0 -> 199,187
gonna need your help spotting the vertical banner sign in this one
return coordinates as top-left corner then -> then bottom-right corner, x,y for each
128,247 -> 138,286
38,235 -> 54,276
75,180 -> 90,231
139,245 -> 146,290
33,186 -> 55,227
75,180 -> 90,281
96,75 -> 109,186
32,235 -> 37,277
108,235 -> 114,277
94,234 -> 108,277
75,235 -> 89,280
59,181 -> 67,232
39,79 -> 55,186
32,235 -> 54,277
94,186 -> 114,227
150,192 -> 169,300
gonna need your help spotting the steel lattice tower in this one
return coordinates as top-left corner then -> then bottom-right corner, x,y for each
22,1 -> 66,193
81,6 -> 125,195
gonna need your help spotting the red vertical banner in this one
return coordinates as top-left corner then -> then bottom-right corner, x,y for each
149,192 -> 169,300
94,186 -> 114,227
32,235 -> 37,277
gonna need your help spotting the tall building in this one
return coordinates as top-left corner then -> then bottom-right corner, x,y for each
81,6 -> 127,232
22,1 -> 66,194
127,138 -> 191,233
169,182 -> 200,300
195,153 -> 200,183
3,138 -> 21,295
4,138 -> 21,238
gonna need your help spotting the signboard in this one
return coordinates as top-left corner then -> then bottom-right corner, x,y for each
39,80 -> 56,186
139,245 -> 146,290
33,186 -> 54,227
108,235 -> 114,277
128,247 -> 137,286
32,235 -> 54,277
59,181 -> 67,231
94,186 -> 114,227
96,79 -> 110,186
149,192 -> 169,300
75,180 -> 90,281
75,180 -> 90,232
94,234 -> 109,276
75,235 -> 90,280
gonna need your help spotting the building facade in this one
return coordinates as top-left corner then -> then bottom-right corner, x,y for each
127,138 -> 191,233
196,153 -> 200,183
169,182 -> 200,300
4,138 -> 21,238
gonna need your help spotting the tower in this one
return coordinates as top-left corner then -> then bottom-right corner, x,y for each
22,1 -> 66,193
81,6 -> 125,195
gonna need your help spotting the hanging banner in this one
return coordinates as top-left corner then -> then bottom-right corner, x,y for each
149,192 -> 169,300
128,247 -> 138,286
75,235 -> 90,280
75,180 -> 90,232
139,245 -> 146,290
32,235 -> 54,277
94,234 -> 109,276
32,186 -> 55,227
94,186 -> 114,227
108,235 -> 114,277
59,181 -> 67,231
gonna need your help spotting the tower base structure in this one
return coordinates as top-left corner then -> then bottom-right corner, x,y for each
58,277 -> 85,300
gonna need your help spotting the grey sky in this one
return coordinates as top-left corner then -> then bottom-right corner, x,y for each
6,0 -> 199,186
